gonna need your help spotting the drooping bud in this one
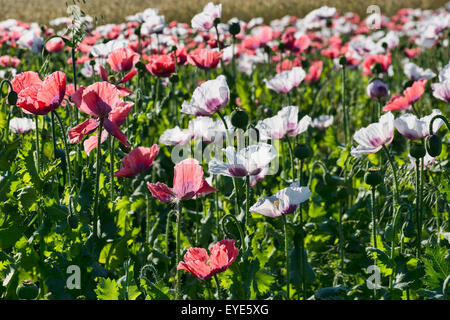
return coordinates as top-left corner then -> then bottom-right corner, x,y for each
367,79 -> 389,101
426,134 -> 442,157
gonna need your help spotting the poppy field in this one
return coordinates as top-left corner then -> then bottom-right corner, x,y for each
0,2 -> 449,301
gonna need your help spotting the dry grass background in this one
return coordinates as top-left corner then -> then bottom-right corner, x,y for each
0,0 -> 448,25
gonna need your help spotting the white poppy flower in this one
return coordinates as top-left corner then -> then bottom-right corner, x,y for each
250,183 -> 311,218
264,67 -> 306,94
351,112 -> 394,156
208,143 -> 277,178
394,109 -> 443,140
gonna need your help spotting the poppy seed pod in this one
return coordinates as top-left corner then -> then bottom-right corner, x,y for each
229,22 -> 240,36
339,56 -> 346,66
7,90 -> 17,105
402,219 -> 415,238
367,79 -> 389,100
213,17 -> 221,26
426,134 -> 442,157
16,281 -> 39,300
230,110 -> 249,130
410,142 -> 426,159
67,214 -> 79,229
371,62 -> 384,75
364,168 -> 382,186
294,143 -> 312,159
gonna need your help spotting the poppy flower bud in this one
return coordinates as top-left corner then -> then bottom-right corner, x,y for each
16,281 -> 39,300
337,187 -> 348,200
264,45 -> 272,55
67,214 -> 79,229
409,142 -> 426,159
371,62 -> 383,75
229,22 -> 241,36
263,107 -> 273,116
230,110 -> 249,129
7,91 -> 18,105
339,56 -> 346,66
367,79 -> 389,101
426,134 -> 442,157
402,219 -> 415,238
384,224 -> 394,242
135,61 -> 146,72
381,42 -> 388,50
294,143 -> 312,159
170,74 -> 179,83
278,42 -> 286,51
364,167 -> 382,186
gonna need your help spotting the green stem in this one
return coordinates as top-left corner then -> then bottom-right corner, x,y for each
35,115 -> 40,173
213,274 -> 222,300
175,201 -> 182,300
415,158 -> 422,259
93,118 -> 104,238
53,110 -> 73,191
245,175 -> 250,232
341,65 -> 348,145
283,215 -> 290,300
109,136 -> 115,210
286,138 -> 295,184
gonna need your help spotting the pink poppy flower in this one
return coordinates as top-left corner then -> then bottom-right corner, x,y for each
362,53 -> 391,76
0,55 -> 20,67
304,60 -> 323,82
403,79 -> 427,105
68,82 -> 132,149
114,145 -> 160,178
107,47 -> 140,73
187,48 -> 222,70
45,37 -> 65,52
146,54 -> 176,77
177,239 -> 239,280
147,158 -> 216,203
11,71 -> 66,115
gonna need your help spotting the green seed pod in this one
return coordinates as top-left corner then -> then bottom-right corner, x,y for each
67,214 -> 79,229
213,17 -> 221,26
16,281 -> 39,300
169,74 -> 179,83
410,142 -> 426,159
135,61 -> 146,72
7,91 -> 18,105
294,144 -> 312,160
384,224 -> 394,242
338,56 -> 346,66
337,187 -> 348,200
230,110 -> 249,130
402,219 -> 415,238
263,45 -> 272,55
371,62 -> 383,75
364,168 -> 382,186
426,134 -> 442,157
229,22 -> 241,36
134,26 -> 141,36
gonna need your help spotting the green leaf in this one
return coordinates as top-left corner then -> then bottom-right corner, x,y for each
94,278 -> 120,300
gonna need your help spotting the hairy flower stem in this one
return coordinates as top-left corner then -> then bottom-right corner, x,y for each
381,144 -> 399,288
415,158 -> 422,259
245,175 -> 250,233
53,111 -> 72,191
175,201 -> 182,300
35,115 -> 40,173
213,274 -> 222,300
371,186 -> 378,299
215,176 -> 221,238
50,111 -> 60,199
93,118 -> 105,238
283,215 -> 290,300
341,65 -> 349,145
286,138 -> 295,183
109,136 -> 115,209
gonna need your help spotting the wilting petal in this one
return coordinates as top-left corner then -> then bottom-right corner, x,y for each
103,118 -> 130,147
68,118 -> 100,143
147,182 -> 175,203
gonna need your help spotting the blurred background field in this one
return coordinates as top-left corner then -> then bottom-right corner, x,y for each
0,0 -> 448,25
